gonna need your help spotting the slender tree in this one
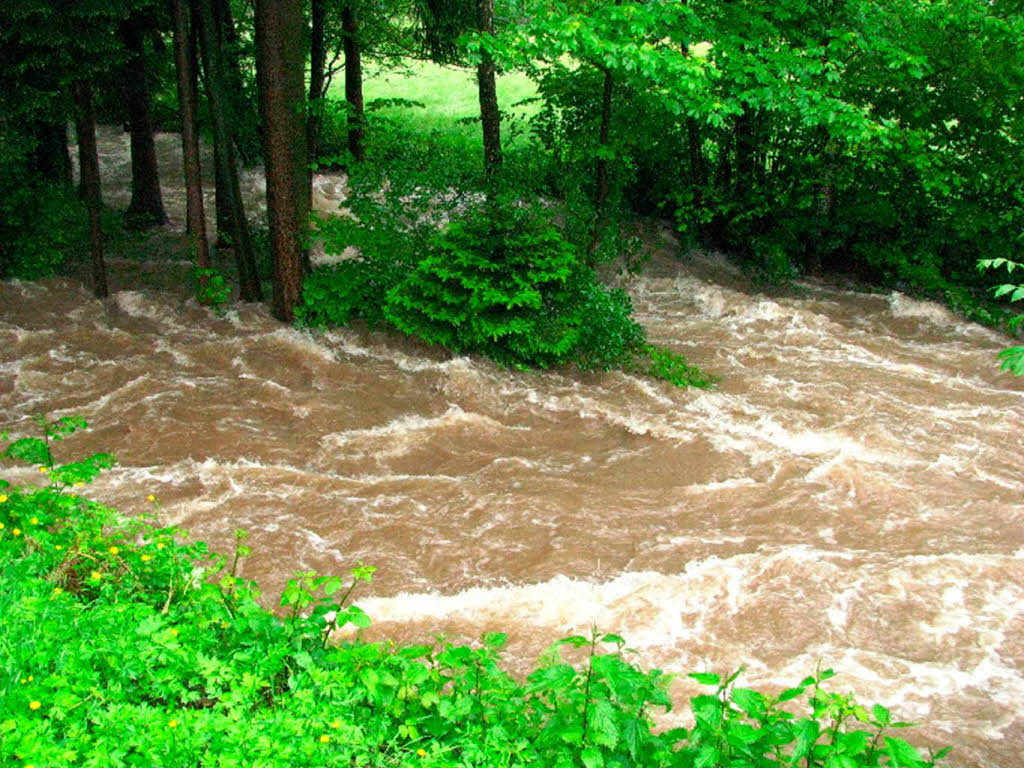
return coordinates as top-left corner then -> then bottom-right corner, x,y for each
255,0 -> 309,321
308,0 -> 327,174
120,11 -> 169,229
72,80 -> 108,298
172,0 -> 209,271
196,0 -> 262,301
475,0 -> 501,179
342,1 -> 366,162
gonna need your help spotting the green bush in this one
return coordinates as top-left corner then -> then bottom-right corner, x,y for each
1,419 -> 952,767
0,178 -> 88,281
299,195 -> 712,386
384,199 -> 621,370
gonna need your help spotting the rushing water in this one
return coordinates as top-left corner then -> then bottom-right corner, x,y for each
3,128 -> 1024,766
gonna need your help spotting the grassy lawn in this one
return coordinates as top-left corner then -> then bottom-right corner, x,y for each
326,59 -> 539,147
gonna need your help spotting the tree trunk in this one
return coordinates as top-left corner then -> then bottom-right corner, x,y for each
476,0 -> 501,180
31,121 -> 72,186
342,2 -> 365,163
734,108 -> 757,197
308,0 -> 327,176
214,0 -> 254,163
255,0 -> 309,322
196,0 -> 262,301
588,65 -> 614,257
172,0 -> 210,271
73,81 -> 108,299
121,14 -> 169,229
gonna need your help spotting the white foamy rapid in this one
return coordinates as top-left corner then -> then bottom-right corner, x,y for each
4,130 -> 1023,767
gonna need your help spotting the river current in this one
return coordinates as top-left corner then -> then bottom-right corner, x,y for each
1,128 -> 1023,766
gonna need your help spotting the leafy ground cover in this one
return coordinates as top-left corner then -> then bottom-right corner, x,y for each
1,418 -> 951,767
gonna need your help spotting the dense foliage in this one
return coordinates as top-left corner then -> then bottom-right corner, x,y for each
484,0 -> 1024,302
2,419 -> 951,767
298,194 -> 712,385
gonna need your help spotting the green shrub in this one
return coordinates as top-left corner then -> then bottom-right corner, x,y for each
384,199 -> 612,369
1,419 -> 952,767
299,195 -> 711,386
0,179 -> 88,281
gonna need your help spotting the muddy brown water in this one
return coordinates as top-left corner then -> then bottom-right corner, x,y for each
2,128 -> 1024,766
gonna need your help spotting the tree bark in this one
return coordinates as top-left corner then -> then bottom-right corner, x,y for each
308,0 -> 327,175
121,14 -> 169,229
255,0 -> 309,322
588,65 -> 614,257
73,81 -> 108,299
342,2 -> 365,163
196,0 -> 262,301
476,0 -> 501,180
172,0 -> 210,271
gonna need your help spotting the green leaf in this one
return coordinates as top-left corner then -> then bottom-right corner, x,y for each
580,746 -> 604,768
872,703 -> 891,726
4,437 -> 50,466
731,687 -> 766,718
884,737 -> 927,767
694,743 -> 720,768
688,672 -> 721,686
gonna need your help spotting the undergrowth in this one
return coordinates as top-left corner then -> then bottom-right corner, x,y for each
298,194 -> 714,388
1,418 -> 950,767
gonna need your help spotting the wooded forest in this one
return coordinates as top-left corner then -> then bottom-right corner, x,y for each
1,0 -> 1022,377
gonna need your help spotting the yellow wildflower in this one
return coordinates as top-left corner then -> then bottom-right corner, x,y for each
28,675 -> 33,681
90,571 -> 103,581
220,621 -> 230,629
169,628 -> 179,637
147,494 -> 156,502
55,544 -> 62,550
0,522 -> 5,530
168,719 -> 179,728
141,554 -> 152,562
20,678 -> 26,684
12,528 -> 21,536
108,546 -> 120,556
38,467 -> 48,473
52,588 -> 63,596
417,748 -> 427,757
330,720 -> 341,729
74,481 -> 85,487
30,517 -> 38,525
156,542 -> 166,550
0,494 -> 7,503
29,700 -> 41,710
319,735 -> 331,744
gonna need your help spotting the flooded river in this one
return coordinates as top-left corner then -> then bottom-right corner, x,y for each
2,128 -> 1024,766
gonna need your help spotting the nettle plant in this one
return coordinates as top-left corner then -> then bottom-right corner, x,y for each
1,418 -> 949,767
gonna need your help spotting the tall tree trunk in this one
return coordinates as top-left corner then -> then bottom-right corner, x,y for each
308,0 -> 327,178
31,121 -> 72,186
476,0 -> 501,180
196,0 -> 262,301
73,81 -> 108,299
342,2 -> 365,163
212,142 -> 233,244
256,0 -> 309,322
121,14 -> 169,229
686,118 -> 706,190
588,65 -> 614,258
172,0 -> 210,271
734,108 -> 757,198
